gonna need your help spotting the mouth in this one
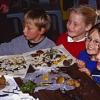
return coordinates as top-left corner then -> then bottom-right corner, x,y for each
87,46 -> 93,49
68,31 -> 73,34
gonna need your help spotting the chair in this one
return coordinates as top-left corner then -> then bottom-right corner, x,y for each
0,16 -> 22,43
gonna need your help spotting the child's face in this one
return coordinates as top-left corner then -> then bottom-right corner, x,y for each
23,19 -> 43,42
86,30 -> 100,55
67,11 -> 89,39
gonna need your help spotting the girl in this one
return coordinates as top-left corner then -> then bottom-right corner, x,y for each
56,5 -> 97,57
77,23 -> 100,76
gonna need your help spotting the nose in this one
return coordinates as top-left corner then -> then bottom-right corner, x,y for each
23,27 -> 27,35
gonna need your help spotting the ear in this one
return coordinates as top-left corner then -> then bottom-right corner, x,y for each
40,28 -> 46,35
85,24 -> 92,31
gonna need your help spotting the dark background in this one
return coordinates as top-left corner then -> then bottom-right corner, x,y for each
0,0 -> 100,43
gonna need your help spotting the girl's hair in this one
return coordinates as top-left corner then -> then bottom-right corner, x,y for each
87,23 -> 100,53
88,23 -> 100,37
23,7 -> 51,31
69,5 -> 98,26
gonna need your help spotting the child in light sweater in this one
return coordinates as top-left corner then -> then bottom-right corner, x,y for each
0,6 -> 55,55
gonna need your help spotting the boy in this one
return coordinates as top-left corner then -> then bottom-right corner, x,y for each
0,7 -> 55,55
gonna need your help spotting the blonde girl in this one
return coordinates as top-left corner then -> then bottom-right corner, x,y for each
56,5 -> 98,57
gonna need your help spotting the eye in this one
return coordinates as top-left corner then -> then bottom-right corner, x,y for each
94,40 -> 100,44
28,27 -> 32,30
27,26 -> 33,30
86,36 -> 92,41
73,22 -> 78,26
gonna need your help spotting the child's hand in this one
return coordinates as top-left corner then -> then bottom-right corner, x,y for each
76,59 -> 86,68
79,67 -> 91,76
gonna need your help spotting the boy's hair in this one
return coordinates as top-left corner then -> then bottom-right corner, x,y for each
89,23 -> 100,37
23,7 -> 51,31
69,5 -> 97,26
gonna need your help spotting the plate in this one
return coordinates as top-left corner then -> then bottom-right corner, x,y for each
23,45 -> 76,69
0,55 -> 29,78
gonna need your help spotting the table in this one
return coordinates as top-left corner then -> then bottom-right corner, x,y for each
15,63 -> 100,100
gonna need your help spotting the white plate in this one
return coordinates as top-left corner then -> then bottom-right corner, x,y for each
23,45 -> 76,69
0,55 -> 29,78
